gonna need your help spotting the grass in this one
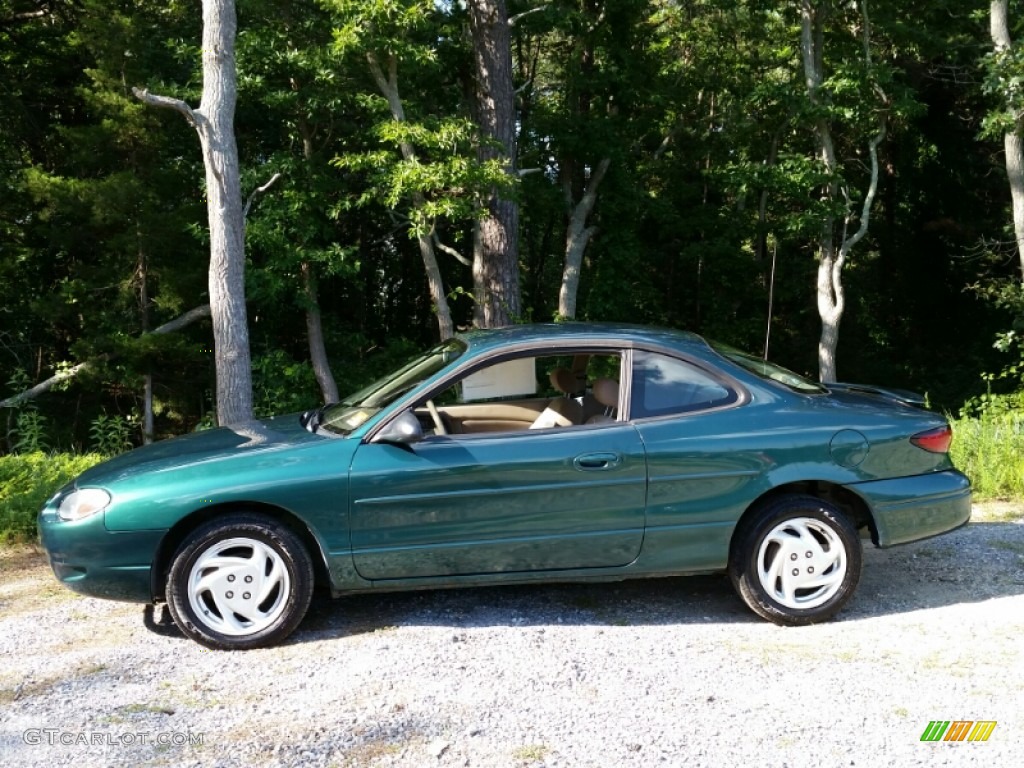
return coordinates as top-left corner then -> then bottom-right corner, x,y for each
512,744 -> 550,762
0,451 -> 106,542
338,740 -> 403,767
951,414 -> 1024,501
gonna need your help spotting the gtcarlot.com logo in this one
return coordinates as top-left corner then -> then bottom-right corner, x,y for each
920,721 -> 997,743
23,729 -> 204,747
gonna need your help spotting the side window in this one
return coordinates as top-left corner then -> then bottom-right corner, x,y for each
630,351 -> 735,418
418,352 -> 623,436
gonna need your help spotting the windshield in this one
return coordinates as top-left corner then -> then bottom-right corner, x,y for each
319,339 -> 467,435
709,341 -> 826,394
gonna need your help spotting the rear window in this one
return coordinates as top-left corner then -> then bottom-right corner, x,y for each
630,351 -> 737,418
709,341 -> 826,394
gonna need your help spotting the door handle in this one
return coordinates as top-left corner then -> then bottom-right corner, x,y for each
573,452 -> 621,471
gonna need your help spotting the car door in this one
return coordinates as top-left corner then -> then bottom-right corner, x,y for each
627,349 -> 765,571
348,418 -> 647,581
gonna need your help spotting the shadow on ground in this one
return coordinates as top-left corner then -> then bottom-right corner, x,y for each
137,520 -> 1024,647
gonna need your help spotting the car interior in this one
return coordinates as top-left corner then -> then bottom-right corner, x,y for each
413,353 -> 622,436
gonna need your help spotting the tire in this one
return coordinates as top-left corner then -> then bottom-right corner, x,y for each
729,495 -> 862,626
165,514 -> 314,650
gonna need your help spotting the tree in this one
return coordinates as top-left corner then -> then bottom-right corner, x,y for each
235,0 -> 364,404
326,0 -> 515,339
988,0 -> 1024,283
1,0 -> 214,445
363,49 -> 456,339
559,157 -> 610,319
513,0 -> 664,323
134,0 -> 253,425
2,0 -> 1020,446
800,0 -> 886,382
326,0 -> 460,341
0,306 -> 213,408
467,0 -> 522,327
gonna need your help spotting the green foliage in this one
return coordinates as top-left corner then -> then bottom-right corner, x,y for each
251,350 -> 321,417
13,411 -> 49,454
981,41 -> 1024,139
89,413 -> 134,456
969,279 -> 1024,353
333,117 -> 514,237
329,336 -> 422,397
951,413 -> 1024,501
0,452 -> 106,543
0,0 -> 1020,489
960,280 -> 1024,419
953,268 -> 1024,498
324,0 -> 439,64
250,341 -> 427,418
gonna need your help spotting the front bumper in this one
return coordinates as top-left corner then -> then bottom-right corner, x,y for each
852,469 -> 972,547
38,504 -> 165,603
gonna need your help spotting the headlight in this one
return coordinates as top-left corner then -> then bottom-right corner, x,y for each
57,489 -> 111,521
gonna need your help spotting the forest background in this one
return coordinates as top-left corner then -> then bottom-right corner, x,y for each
2,1 -> 1023,532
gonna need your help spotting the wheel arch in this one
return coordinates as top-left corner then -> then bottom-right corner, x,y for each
731,480 -> 877,556
150,502 -> 333,602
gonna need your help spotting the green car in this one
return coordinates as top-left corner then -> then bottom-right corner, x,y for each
39,324 -> 971,649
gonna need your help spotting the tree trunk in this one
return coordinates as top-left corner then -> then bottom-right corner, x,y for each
558,158 -> 610,319
991,0 -> 1024,282
467,0 -> 521,328
816,237 -> 843,382
366,53 -> 454,340
198,0 -> 252,425
801,2 -> 842,381
301,261 -> 340,403
802,1 -> 885,382
143,374 -> 154,443
296,112 -> 340,403
133,0 -> 252,426
136,228 -> 154,444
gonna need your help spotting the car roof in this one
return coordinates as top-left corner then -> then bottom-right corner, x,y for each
456,322 -> 707,355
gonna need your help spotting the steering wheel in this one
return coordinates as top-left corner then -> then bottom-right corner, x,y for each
425,399 -> 447,435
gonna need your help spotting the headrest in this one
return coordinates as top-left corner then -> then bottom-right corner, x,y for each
549,368 -> 579,395
592,378 -> 619,408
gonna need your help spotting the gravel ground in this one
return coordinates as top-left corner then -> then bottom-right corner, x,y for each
0,504 -> 1021,768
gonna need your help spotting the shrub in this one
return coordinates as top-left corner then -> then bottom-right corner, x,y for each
950,413 -> 1024,501
251,350 -> 320,418
13,409 -> 49,453
0,452 -> 107,543
89,413 -> 133,455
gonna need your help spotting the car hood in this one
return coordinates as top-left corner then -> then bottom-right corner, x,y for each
72,413 -> 326,489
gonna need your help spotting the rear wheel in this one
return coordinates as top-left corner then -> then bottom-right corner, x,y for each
729,495 -> 862,625
165,514 -> 314,650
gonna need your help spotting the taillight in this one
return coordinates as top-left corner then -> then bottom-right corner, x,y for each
910,425 -> 952,454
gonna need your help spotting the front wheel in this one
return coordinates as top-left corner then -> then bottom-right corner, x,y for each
165,514 -> 314,650
729,495 -> 862,626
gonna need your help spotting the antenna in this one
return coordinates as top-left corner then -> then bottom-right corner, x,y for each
764,240 -> 777,361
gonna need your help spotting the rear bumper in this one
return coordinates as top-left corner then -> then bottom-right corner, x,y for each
852,469 -> 972,547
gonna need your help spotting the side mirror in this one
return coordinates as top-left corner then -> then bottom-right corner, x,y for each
373,409 -> 424,445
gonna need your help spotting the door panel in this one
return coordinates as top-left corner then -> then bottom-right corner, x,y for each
349,424 -> 647,580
